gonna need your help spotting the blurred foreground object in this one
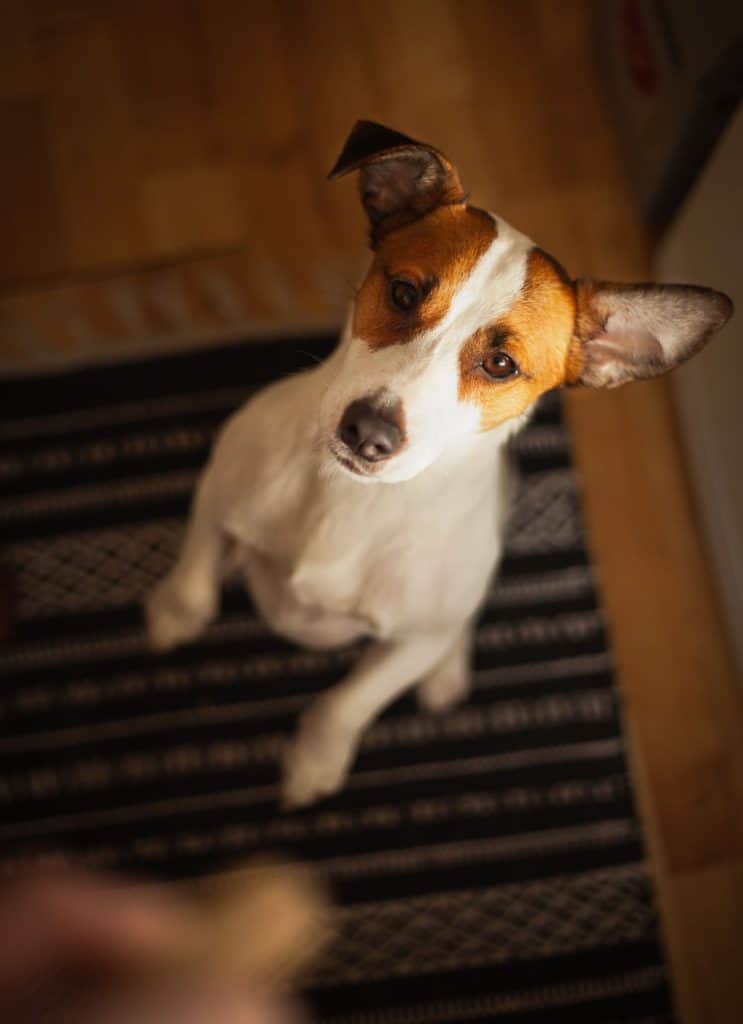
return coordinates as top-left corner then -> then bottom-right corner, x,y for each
0,861 -> 330,1022
182,860 -> 333,987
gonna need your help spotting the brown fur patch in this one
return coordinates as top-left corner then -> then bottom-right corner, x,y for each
458,248 -> 577,430
566,278 -> 603,384
353,205 -> 497,349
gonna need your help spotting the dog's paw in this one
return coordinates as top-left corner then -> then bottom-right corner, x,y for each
281,702 -> 357,810
144,579 -> 212,652
417,663 -> 471,714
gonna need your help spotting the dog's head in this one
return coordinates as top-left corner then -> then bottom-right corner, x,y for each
320,121 -> 733,483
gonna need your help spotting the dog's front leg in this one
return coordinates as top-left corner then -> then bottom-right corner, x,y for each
145,472 -> 223,651
281,629 -> 461,809
417,623 -> 473,713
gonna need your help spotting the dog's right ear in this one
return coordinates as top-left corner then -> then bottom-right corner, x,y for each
328,120 -> 466,244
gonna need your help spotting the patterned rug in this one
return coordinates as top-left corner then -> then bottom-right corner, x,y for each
0,337 -> 673,1022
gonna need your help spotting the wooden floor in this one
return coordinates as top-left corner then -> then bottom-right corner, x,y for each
1,2 -> 742,1020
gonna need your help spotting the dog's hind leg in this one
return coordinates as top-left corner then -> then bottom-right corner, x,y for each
281,628 -> 462,809
145,471 -> 223,651
417,622 -> 473,713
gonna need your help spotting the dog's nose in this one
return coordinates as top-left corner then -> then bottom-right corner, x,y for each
338,399 -> 402,462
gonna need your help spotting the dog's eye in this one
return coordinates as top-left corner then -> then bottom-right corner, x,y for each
482,350 -> 519,380
389,279 -> 420,313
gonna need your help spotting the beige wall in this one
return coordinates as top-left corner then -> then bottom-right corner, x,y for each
660,106 -> 743,675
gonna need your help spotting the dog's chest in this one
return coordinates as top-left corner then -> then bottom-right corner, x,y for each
236,499 -> 414,643
226,459 -> 505,645
237,543 -> 372,648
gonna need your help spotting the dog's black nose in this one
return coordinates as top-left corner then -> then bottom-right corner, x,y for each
338,399 -> 402,462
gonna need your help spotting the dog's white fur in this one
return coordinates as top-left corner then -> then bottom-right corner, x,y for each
147,217 -> 534,807
146,121 -> 731,807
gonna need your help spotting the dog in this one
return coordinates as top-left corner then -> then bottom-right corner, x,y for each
146,120 -> 733,809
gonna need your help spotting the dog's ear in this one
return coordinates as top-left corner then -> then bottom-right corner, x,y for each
570,280 -> 733,388
328,120 -> 466,243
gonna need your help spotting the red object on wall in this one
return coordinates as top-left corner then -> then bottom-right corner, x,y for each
621,0 -> 659,95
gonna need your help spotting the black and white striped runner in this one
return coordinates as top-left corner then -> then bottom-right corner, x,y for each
0,338 -> 673,1023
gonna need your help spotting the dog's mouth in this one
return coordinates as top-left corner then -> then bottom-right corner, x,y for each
327,441 -> 374,478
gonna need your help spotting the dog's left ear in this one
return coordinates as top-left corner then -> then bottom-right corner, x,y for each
328,120 -> 466,243
570,280 -> 733,388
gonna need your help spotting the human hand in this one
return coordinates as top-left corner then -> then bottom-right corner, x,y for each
0,869 -> 300,1023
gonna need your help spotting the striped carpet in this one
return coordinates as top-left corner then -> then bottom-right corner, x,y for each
0,337 -> 673,1023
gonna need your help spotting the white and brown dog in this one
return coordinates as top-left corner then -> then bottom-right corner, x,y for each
146,121 -> 732,809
